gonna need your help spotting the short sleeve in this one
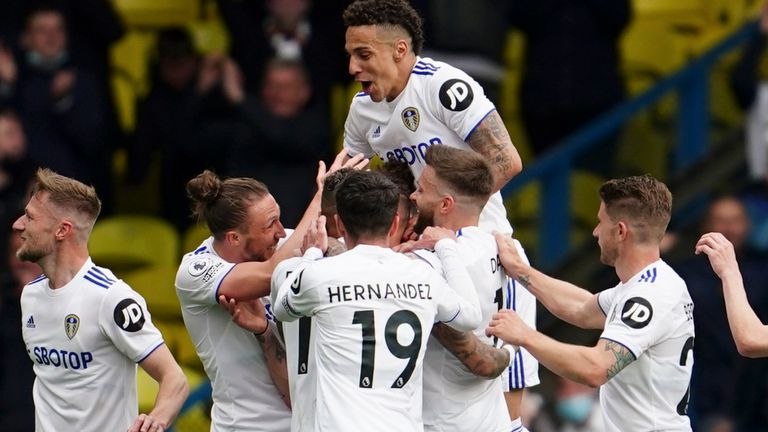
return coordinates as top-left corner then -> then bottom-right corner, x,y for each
99,283 -> 164,363
273,249 -> 325,322
343,99 -> 375,157
599,287 -> 679,359
597,287 -> 617,317
430,275 -> 463,324
426,65 -> 496,141
175,254 -> 236,309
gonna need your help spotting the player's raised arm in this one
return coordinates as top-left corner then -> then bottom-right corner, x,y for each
697,232 -> 768,358
486,310 -> 635,388
495,233 -> 605,330
431,323 -> 510,379
132,345 -> 189,432
466,110 -> 522,191
432,236 -> 482,331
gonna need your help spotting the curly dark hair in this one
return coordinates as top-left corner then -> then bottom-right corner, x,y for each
343,0 -> 424,55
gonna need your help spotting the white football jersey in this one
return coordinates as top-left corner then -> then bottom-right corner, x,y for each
596,260 -> 694,432
270,256 -> 319,432
501,239 -> 540,391
422,227 -> 510,432
175,237 -> 291,432
343,56 -> 512,235
20,258 -> 164,432
273,242 -> 482,432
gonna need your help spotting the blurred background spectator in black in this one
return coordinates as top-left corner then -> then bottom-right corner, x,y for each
672,196 -> 768,432
0,109 -> 35,256
214,0 -> 347,102
0,5 -> 114,212
0,229 -> 41,432
226,58 -> 330,227
509,0 -> 631,177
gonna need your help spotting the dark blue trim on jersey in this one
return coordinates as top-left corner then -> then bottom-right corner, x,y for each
443,305 -> 461,324
411,71 -> 434,76
596,292 -> 608,316
511,425 -> 523,432
415,61 -> 439,71
28,274 -> 47,284
464,108 -> 496,142
193,245 -> 207,255
355,92 -> 368,98
84,274 -> 110,289
639,267 -> 658,284
213,264 -> 237,303
456,228 -> 463,237
91,266 -> 116,282
87,268 -> 115,285
599,337 -> 638,361
137,341 -> 165,363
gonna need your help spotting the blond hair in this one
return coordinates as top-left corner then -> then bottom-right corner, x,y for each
31,168 -> 101,225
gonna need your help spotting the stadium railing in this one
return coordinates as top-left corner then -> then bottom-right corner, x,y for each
500,20 -> 760,270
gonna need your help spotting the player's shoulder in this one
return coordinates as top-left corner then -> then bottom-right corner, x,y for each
628,260 -> 686,294
81,263 -> 123,293
24,273 -> 47,289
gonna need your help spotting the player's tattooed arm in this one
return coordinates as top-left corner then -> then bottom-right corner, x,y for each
466,110 -> 522,189
432,322 -> 510,379
603,339 -> 635,380
259,329 -> 291,407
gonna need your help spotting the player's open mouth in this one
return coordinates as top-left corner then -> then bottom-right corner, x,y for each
361,81 -> 372,93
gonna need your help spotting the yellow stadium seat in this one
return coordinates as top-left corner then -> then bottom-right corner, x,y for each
182,223 -> 211,255
90,215 -> 179,269
110,31 -> 157,131
111,0 -> 200,27
186,19 -> 230,55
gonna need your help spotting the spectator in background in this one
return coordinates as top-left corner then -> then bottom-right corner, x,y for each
509,0 -> 631,177
0,109 -> 35,259
555,377 -> 605,432
129,28 -> 250,230
0,230 -> 40,432
673,196 -> 768,431
226,59 -> 330,227
0,6 -> 113,212
215,0 -> 347,100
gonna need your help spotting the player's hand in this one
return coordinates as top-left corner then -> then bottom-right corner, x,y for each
422,226 -> 456,242
302,215 -> 328,254
493,231 -> 526,279
315,150 -> 369,190
128,413 -> 166,432
485,309 -> 530,346
695,232 -> 740,280
218,295 -> 268,334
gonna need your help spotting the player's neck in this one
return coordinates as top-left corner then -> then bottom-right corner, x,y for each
615,245 -> 661,283
389,55 -> 418,102
437,210 -> 479,233
41,244 -> 89,289
211,240 -> 243,264
344,235 -> 389,250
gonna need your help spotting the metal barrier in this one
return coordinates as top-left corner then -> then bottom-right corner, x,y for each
501,20 -> 760,269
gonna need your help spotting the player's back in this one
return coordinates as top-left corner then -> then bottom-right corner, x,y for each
598,260 -> 694,431
422,227 -> 510,431
292,245 -> 456,432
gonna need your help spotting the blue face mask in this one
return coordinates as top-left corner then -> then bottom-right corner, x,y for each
556,394 -> 594,424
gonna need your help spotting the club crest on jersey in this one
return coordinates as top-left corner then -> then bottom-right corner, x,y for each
64,314 -> 80,340
401,107 -> 420,132
621,297 -> 653,329
188,257 -> 212,277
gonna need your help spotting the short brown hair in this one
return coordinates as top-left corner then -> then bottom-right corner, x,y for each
31,168 -> 101,223
425,145 -> 493,208
186,170 -> 270,239
343,0 -> 425,55
599,175 -> 672,243
335,170 -> 400,241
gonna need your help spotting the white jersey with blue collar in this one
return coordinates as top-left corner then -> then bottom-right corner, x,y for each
343,56 -> 511,234
175,237 -> 291,432
597,259 -> 694,431
20,258 -> 164,432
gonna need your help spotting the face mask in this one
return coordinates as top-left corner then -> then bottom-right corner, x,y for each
26,50 -> 68,72
556,394 -> 594,424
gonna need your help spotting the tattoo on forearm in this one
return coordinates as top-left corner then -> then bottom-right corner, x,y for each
269,332 -> 286,363
432,323 -> 509,378
604,340 -> 634,380
518,274 -> 530,289
467,111 -> 513,180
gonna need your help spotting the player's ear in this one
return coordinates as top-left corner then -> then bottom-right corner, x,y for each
439,195 -> 454,214
55,220 -> 74,241
388,212 -> 400,241
616,221 -> 628,241
225,230 -> 240,246
334,214 -> 346,238
394,38 -> 409,61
